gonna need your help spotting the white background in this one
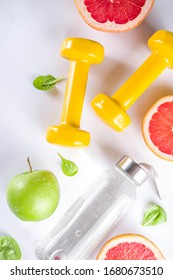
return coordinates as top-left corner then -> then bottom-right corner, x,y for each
0,0 -> 173,260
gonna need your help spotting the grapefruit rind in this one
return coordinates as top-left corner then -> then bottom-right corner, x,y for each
74,0 -> 155,32
96,234 -> 165,260
142,96 -> 173,161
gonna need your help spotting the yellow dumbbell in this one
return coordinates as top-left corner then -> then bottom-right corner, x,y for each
46,38 -> 104,147
91,30 -> 173,132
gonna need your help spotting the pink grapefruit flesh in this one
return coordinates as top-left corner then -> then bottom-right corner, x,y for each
74,0 -> 154,32
142,96 -> 173,161
97,234 -> 165,260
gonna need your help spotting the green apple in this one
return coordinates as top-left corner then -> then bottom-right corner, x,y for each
7,162 -> 60,221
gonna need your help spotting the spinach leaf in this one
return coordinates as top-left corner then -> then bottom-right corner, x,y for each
0,236 -> 21,260
142,204 -> 167,226
58,153 -> 78,176
33,75 -> 65,90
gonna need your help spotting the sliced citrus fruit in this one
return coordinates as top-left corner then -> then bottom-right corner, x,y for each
96,234 -> 165,260
142,96 -> 173,161
74,0 -> 154,32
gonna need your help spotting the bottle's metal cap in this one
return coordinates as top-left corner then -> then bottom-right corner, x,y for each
117,155 -> 148,185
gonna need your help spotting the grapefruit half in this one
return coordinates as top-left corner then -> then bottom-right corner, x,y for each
97,234 -> 165,260
74,0 -> 154,32
142,96 -> 173,161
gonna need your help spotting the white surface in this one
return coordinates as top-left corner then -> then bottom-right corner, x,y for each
0,0 -> 173,260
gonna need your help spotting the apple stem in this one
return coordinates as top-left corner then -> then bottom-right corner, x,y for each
27,157 -> 33,173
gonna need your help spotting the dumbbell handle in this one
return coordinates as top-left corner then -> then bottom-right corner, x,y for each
113,52 -> 168,110
61,60 -> 89,128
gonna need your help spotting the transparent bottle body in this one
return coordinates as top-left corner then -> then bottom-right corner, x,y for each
35,167 -> 136,260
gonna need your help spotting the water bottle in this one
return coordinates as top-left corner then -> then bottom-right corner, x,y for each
35,155 -> 162,260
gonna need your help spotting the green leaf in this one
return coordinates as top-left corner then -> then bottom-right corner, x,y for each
142,204 -> 167,227
58,153 -> 78,176
0,236 -> 22,260
33,75 -> 65,90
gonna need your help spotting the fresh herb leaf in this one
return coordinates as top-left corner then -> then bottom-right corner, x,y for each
58,153 -> 78,176
0,236 -> 21,260
33,75 -> 65,90
142,204 -> 167,226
